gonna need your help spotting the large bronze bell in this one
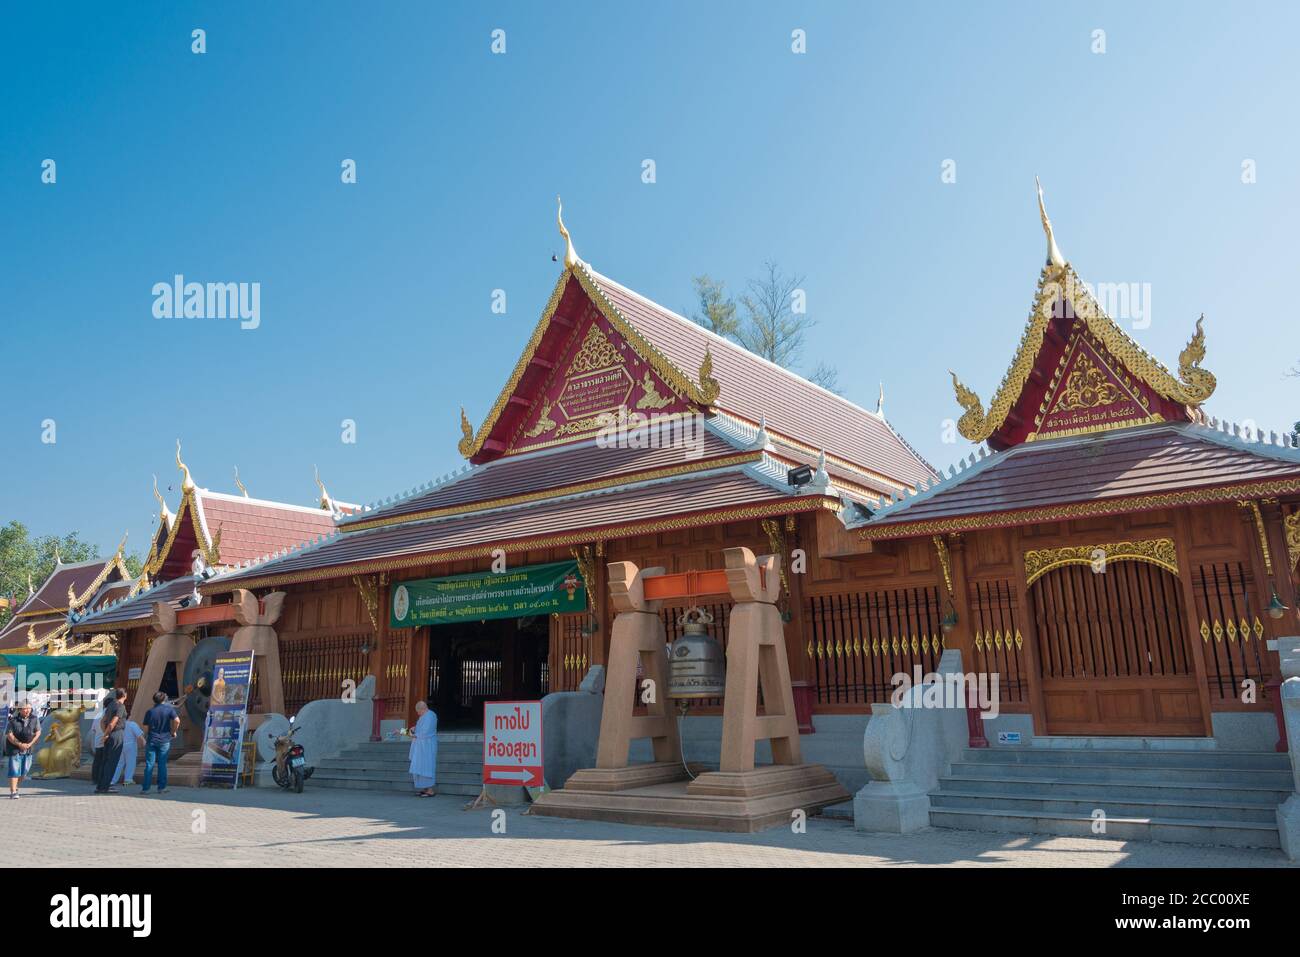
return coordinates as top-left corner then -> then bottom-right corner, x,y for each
667,606 -> 726,699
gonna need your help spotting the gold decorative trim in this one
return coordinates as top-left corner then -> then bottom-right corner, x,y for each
1239,500 -> 1275,577
201,496 -> 841,594
341,451 -> 762,533
759,518 -> 789,597
932,535 -> 953,595
1285,509 -> 1300,573
353,572 -> 387,634
458,263 -> 726,461
857,477 -> 1300,541
951,265 -> 1216,442
144,487 -> 222,575
1024,537 -> 1177,586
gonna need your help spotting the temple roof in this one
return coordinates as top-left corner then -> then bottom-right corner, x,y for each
456,253 -> 935,490
849,421 -> 1300,540
949,184 -> 1216,451
70,575 -> 200,633
0,545 -> 133,652
144,483 -> 340,581
203,445 -> 842,592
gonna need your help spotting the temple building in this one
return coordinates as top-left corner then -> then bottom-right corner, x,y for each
0,539 -> 134,655
839,184 -> 1300,743
69,448 -> 345,707
201,200 -> 937,731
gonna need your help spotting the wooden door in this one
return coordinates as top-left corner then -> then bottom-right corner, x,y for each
1030,561 -> 1203,735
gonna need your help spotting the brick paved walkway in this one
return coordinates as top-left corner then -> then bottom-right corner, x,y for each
3,780 -> 1292,867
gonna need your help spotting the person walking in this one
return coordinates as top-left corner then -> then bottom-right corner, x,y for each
408,700 -> 438,797
140,691 -> 180,794
5,696 -> 41,799
94,688 -> 127,794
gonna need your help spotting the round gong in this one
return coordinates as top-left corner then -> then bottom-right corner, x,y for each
182,634 -> 232,725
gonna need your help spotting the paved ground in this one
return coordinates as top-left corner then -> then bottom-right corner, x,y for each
3,780 -> 1293,867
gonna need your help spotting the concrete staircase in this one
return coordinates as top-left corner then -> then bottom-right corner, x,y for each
929,744 -> 1292,848
309,733 -> 484,797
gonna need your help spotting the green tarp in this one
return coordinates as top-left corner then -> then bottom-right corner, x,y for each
0,653 -> 117,689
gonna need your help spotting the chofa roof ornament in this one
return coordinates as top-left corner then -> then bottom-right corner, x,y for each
1036,176 -> 1066,271
557,195 -> 580,269
176,439 -> 196,492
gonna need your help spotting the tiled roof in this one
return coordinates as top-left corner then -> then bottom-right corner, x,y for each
850,422 -> 1300,538
338,422 -> 754,530
70,576 -> 200,632
0,614 -> 65,651
204,460 -> 837,592
195,490 -> 339,567
586,267 -> 937,488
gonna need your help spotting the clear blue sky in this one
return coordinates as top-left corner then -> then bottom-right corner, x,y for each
2,1 -> 1297,557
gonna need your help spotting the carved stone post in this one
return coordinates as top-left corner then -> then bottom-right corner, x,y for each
128,602 -> 198,726
229,589 -> 287,723
718,547 -> 801,771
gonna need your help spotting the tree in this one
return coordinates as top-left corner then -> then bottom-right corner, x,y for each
0,522 -> 125,628
689,262 -> 840,392
690,276 -> 740,338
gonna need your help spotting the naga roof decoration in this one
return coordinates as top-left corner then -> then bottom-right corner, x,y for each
949,181 -> 1216,450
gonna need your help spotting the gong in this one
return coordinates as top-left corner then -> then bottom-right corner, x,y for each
182,634 -> 232,725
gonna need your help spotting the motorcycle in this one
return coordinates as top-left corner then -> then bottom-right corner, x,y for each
270,722 -> 314,793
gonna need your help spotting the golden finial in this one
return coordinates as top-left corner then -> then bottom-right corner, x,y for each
67,583 -> 77,606
233,466 -> 249,497
152,474 -> 174,527
176,439 -> 195,491
876,382 -> 885,417
557,195 -> 579,269
1035,177 -> 1065,270
697,346 -> 721,404
53,545 -> 62,565
26,573 -> 34,597
314,465 -> 333,511
458,406 -> 475,458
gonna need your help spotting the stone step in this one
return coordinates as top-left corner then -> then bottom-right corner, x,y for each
935,773 -> 1292,807
316,754 -> 482,771
947,760 -> 1294,788
962,747 -> 1288,770
309,767 -> 484,787
308,775 -> 481,796
930,790 -> 1279,825
1027,736 -> 1219,751
929,806 -> 1280,849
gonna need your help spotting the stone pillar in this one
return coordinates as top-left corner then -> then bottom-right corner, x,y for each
718,547 -> 801,772
593,561 -> 681,770
228,590 -> 287,724
128,602 -> 198,726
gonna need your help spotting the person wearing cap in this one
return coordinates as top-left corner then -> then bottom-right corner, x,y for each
5,696 -> 42,799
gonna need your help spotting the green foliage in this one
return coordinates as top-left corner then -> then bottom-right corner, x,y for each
0,522 -> 121,628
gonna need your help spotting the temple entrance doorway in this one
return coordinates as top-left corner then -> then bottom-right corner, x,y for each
1028,560 -> 1205,736
425,615 -> 550,729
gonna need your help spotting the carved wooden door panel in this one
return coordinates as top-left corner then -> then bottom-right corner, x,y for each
1030,562 -> 1203,735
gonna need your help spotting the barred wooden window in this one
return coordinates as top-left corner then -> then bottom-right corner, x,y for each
1192,562 -> 1277,705
970,580 -> 1028,703
803,587 -> 944,706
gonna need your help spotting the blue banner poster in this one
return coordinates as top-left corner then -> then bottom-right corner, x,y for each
199,650 -> 254,788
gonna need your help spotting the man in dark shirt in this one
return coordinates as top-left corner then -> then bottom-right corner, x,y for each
94,688 -> 128,794
141,691 -> 181,794
6,697 -> 41,799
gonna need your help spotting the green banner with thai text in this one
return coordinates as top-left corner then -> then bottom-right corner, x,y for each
390,560 -> 587,628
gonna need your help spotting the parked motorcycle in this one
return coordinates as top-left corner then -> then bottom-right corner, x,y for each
270,722 -> 314,793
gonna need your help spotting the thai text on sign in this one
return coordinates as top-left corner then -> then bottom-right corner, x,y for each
482,701 -> 543,788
